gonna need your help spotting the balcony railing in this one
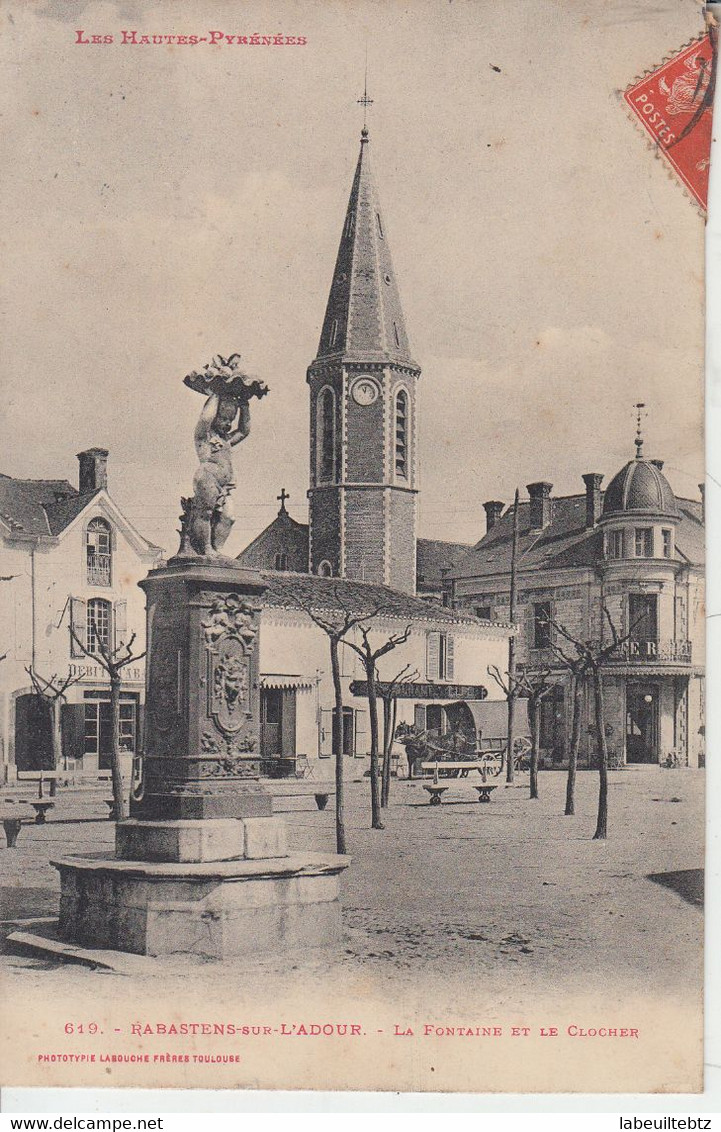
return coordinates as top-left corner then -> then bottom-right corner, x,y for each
87,553 -> 111,586
607,638 -> 692,664
529,639 -> 692,665
584,638 -> 692,664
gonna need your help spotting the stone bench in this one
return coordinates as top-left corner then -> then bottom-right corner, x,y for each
273,788 -> 335,811
16,772 -> 63,798
1,800 -> 31,847
420,760 -> 494,779
28,801 -> 55,824
422,783 -> 448,806
419,763 -> 500,806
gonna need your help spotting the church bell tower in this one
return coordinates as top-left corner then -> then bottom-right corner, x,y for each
307,126 -> 421,594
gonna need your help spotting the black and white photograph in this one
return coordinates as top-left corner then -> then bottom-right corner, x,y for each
0,0 -> 710,1097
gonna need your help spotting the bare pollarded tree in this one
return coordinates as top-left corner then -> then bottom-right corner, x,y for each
68,615 -> 145,821
515,668 -> 554,801
378,663 -> 419,808
271,581 -> 388,849
24,667 -> 82,790
344,624 -> 412,828
544,606 -> 643,840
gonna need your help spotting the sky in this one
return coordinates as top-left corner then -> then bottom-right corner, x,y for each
0,0 -> 707,556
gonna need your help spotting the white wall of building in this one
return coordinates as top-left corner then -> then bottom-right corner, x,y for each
0,496 -> 158,781
259,609 -> 510,762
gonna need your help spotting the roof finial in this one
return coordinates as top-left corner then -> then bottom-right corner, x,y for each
634,401 -> 646,459
357,46 -> 373,139
277,487 -> 289,514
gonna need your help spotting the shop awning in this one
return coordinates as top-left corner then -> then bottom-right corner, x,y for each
260,674 -> 315,691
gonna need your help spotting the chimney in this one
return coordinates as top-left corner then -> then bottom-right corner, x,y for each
483,500 -> 504,533
699,483 -> 705,523
582,473 -> 603,528
77,448 -> 109,494
650,459 -> 664,470
527,482 -> 553,530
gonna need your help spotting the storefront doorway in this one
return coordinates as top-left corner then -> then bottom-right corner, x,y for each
14,693 -> 54,771
260,687 -> 298,773
626,684 -> 659,763
82,692 -> 138,770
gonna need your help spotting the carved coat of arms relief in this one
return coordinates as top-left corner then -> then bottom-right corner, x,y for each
200,593 -> 258,740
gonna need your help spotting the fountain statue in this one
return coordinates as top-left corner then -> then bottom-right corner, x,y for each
179,354 -> 269,558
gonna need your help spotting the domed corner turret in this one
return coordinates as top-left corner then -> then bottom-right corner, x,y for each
601,456 -> 679,521
599,451 -> 680,565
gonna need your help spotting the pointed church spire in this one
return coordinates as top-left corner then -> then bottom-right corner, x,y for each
314,129 -> 418,369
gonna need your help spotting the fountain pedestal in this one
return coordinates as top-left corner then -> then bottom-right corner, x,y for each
53,559 -> 349,959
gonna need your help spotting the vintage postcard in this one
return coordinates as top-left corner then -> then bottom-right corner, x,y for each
0,0 -> 708,1096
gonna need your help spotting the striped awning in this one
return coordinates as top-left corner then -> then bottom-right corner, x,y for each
260,673 -> 315,691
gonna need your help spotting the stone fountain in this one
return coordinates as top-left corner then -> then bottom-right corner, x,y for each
50,355 -> 349,960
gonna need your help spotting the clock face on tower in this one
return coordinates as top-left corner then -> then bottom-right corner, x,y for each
351,376 -> 380,406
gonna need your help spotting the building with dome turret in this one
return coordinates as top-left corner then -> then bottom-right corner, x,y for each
444,439 -> 705,769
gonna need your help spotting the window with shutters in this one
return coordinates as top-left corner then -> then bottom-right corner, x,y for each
87,598 -> 112,654
426,631 -> 455,680
113,599 -> 127,652
86,518 -> 112,585
69,597 -> 87,657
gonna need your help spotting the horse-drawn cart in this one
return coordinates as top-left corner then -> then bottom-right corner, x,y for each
396,725 -> 532,779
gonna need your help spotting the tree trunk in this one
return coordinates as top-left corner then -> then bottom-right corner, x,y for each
592,666 -> 609,840
380,695 -> 392,808
565,672 -> 582,816
50,699 -> 62,772
330,638 -> 347,855
529,697 -> 540,799
390,699 -> 398,789
50,698 -> 63,796
506,682 -> 516,785
365,661 -> 384,829
109,673 -> 127,821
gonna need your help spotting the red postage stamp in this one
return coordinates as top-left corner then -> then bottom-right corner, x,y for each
624,33 -> 716,210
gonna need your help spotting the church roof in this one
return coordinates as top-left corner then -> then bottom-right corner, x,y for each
312,128 -> 419,370
236,508 -> 309,568
261,572 -> 505,630
447,490 -> 704,582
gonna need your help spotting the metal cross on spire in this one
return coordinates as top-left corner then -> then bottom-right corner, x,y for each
277,487 -> 289,513
634,401 -> 647,458
357,49 -> 373,129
